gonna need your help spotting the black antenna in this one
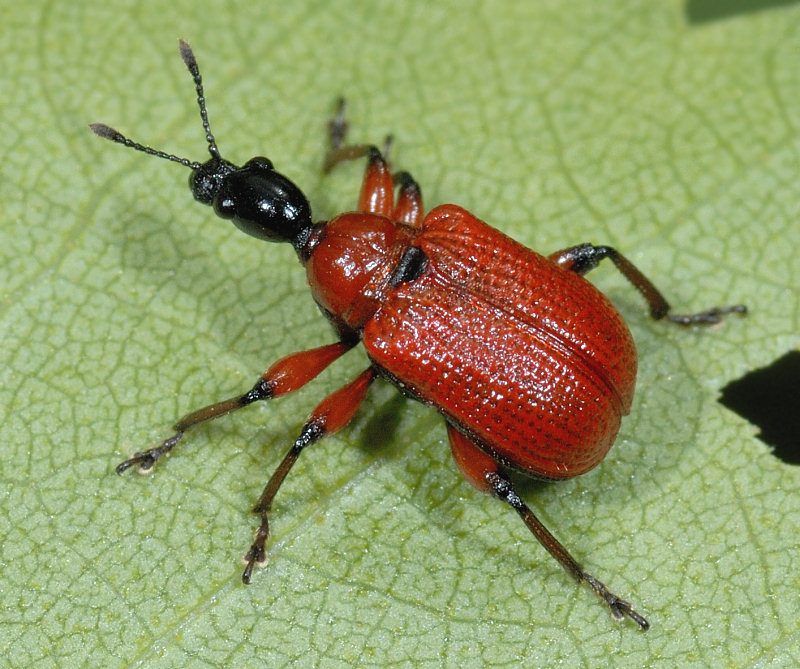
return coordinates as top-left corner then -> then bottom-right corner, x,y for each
89,40 -> 222,169
178,40 -> 220,160
88,122 -> 202,169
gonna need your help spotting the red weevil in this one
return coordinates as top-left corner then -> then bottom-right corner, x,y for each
91,42 -> 746,630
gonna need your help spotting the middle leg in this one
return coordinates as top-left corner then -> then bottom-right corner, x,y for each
242,366 -> 377,582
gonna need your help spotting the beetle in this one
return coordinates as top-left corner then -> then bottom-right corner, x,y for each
91,41 -> 746,630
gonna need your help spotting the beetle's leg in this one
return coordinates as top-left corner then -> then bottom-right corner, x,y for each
327,97 -> 349,154
323,99 -> 425,222
392,171 -> 424,228
242,367 -> 376,582
116,341 -> 355,474
324,138 -> 394,217
323,99 -> 378,170
446,423 -> 650,630
355,147 -> 395,216
324,98 -> 392,168
549,244 -> 747,325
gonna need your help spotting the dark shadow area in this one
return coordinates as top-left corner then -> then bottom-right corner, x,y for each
359,388 -> 411,455
719,350 -> 800,465
686,0 -> 800,23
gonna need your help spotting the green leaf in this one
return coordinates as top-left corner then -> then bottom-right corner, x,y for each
2,1 -> 798,666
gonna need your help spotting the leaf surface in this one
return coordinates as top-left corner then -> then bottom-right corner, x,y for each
1,1 -> 798,666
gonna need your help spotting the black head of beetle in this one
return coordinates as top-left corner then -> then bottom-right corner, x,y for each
89,40 -> 313,254
190,154 -> 312,249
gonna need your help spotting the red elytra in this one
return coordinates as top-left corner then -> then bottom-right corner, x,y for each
92,42 -> 746,631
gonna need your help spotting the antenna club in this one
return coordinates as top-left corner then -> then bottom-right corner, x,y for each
89,123 -> 122,141
178,39 -> 196,69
